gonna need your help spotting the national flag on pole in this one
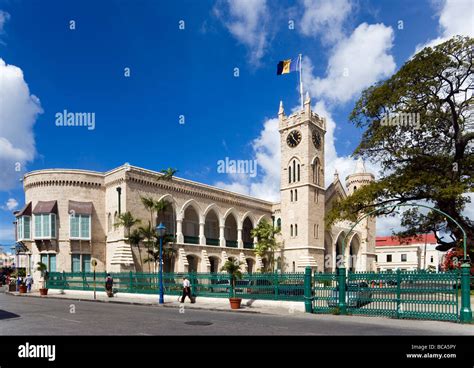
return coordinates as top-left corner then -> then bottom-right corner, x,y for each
276,57 -> 300,75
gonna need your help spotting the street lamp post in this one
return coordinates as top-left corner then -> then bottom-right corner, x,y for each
156,222 -> 166,304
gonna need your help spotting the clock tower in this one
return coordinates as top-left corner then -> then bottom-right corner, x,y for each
278,93 -> 327,271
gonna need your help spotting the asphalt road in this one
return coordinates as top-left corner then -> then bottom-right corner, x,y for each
1,293 -> 473,335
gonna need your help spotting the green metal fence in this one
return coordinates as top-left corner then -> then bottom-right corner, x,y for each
46,271 -> 305,301
312,269 -> 460,321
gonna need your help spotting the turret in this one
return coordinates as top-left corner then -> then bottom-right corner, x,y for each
345,158 -> 375,196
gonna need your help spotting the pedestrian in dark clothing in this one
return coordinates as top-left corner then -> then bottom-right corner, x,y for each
180,277 -> 194,303
105,274 -> 114,297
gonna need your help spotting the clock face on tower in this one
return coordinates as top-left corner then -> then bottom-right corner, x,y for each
286,130 -> 302,148
312,131 -> 322,149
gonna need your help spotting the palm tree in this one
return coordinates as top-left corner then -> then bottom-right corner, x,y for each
157,168 -> 178,181
139,223 -> 157,273
140,196 -> 156,227
251,219 -> 280,272
114,211 -> 141,238
162,243 -> 177,272
221,259 -> 243,298
128,229 -> 144,270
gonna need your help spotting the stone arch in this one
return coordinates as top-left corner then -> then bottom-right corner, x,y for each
256,214 -> 272,225
179,199 -> 202,220
186,254 -> 200,272
156,194 -> 177,237
334,230 -> 347,268
242,216 -> 254,249
204,207 -> 220,246
240,211 -> 257,227
203,203 -> 221,220
224,211 -> 238,248
246,258 -> 255,273
208,256 -> 221,273
348,232 -> 362,272
182,204 -> 200,244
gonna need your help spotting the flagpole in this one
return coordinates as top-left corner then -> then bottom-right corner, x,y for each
299,53 -> 303,110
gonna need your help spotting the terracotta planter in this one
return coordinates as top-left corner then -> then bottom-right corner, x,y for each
39,288 -> 48,296
229,297 -> 242,310
19,285 -> 27,294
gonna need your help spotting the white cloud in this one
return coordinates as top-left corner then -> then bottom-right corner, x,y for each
214,0 -> 270,65
215,117 -> 281,201
299,0 -> 352,44
304,23 -> 396,104
416,0 -> 474,51
0,10 -> 10,33
0,58 -> 43,190
1,198 -> 18,211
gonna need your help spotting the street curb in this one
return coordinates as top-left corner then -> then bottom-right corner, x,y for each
4,291 -> 265,315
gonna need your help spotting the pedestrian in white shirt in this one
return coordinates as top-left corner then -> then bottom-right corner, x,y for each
180,277 -> 194,303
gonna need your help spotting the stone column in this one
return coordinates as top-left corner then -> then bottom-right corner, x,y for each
176,219 -> 184,244
199,222 -> 206,245
237,227 -> 243,248
219,225 -> 226,247
332,242 -> 337,271
253,236 -> 258,248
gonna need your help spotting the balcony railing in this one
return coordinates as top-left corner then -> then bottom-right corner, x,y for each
226,240 -> 238,248
183,235 -> 200,244
243,241 -> 254,249
206,238 -> 220,246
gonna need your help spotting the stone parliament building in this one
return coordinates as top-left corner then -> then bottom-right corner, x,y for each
13,95 -> 376,279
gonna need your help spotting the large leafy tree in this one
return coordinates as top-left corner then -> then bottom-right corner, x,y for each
251,219 -> 280,272
327,36 -> 474,258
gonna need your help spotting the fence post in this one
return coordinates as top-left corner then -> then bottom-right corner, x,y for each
274,273 -> 279,300
304,267 -> 312,313
129,271 -> 133,293
62,271 -> 66,289
229,273 -> 234,298
338,267 -> 347,315
460,263 -> 472,323
396,269 -> 402,319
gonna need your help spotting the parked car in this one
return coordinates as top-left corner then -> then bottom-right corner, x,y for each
327,282 -> 372,308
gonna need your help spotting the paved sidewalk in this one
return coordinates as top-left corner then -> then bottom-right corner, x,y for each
5,289 -> 305,316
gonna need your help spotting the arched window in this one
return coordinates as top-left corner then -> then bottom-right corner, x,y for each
295,189 -> 298,201
290,225 -> 293,237
292,261 -> 296,272
292,160 -> 296,182
290,190 -> 293,202
295,224 -> 298,236
354,186 -> 357,192
277,218 -> 281,230
297,164 -> 300,182
288,166 -> 292,183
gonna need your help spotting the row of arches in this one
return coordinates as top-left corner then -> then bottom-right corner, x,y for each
186,255 -> 256,273
324,231 -> 362,272
115,195 -> 271,249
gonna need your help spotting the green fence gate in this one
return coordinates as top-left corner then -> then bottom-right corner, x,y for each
46,271 -> 305,302
312,269 -> 460,322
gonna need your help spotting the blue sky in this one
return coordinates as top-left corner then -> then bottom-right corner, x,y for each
0,0 -> 472,249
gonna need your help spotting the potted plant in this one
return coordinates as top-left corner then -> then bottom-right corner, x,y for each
221,259 -> 243,310
36,262 -> 49,296
8,278 -> 16,292
18,279 -> 27,294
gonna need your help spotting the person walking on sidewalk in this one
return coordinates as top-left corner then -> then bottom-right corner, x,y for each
105,273 -> 114,297
180,277 -> 195,303
25,274 -> 33,292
